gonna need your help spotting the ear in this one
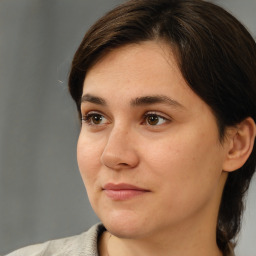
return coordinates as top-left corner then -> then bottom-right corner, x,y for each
222,117 -> 256,172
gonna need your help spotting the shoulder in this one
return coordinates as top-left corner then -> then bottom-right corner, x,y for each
5,223 -> 106,256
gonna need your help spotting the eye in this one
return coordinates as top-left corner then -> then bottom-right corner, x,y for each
143,113 -> 169,126
81,112 -> 108,126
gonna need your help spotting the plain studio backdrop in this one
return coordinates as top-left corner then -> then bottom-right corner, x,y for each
0,0 -> 255,255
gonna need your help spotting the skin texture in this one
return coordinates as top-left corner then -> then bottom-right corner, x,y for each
77,41 -> 235,256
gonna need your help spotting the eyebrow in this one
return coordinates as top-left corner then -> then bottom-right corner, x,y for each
81,94 -> 107,106
80,94 -> 184,109
130,95 -> 184,109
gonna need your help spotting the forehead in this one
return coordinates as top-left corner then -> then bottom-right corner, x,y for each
83,41 -> 186,93
82,41 -> 207,113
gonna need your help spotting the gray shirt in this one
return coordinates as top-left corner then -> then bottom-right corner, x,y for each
5,224 -> 106,256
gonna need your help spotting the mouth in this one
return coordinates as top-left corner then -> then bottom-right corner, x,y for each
102,183 -> 150,201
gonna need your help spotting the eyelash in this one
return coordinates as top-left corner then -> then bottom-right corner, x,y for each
81,112 -> 108,126
81,111 -> 170,126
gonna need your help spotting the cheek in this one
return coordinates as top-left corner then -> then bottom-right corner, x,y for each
146,139 -> 224,223
77,134 -> 102,187
147,128 -> 224,194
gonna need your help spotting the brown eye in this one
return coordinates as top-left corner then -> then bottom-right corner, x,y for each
143,113 -> 169,126
91,114 -> 103,124
147,115 -> 160,125
82,113 -> 108,126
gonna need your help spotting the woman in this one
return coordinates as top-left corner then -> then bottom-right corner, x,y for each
6,0 -> 256,255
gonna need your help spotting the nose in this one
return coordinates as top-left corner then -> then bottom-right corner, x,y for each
100,126 -> 139,170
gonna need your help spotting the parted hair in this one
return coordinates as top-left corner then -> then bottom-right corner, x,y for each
68,0 -> 256,252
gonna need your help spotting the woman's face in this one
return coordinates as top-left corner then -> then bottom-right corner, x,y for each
77,41 -> 230,239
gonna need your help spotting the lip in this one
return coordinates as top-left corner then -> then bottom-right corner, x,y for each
103,183 -> 150,201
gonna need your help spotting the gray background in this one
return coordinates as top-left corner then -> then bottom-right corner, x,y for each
0,0 -> 255,255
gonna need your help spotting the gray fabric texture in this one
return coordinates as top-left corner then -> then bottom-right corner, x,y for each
4,224 -> 105,256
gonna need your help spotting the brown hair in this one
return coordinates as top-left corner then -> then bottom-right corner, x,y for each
68,0 -> 256,252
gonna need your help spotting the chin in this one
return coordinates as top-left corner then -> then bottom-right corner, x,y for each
105,222 -> 144,239
100,209 -> 149,239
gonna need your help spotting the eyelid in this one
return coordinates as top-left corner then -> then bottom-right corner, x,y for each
81,109 -> 172,127
81,110 -> 102,117
143,111 -> 171,119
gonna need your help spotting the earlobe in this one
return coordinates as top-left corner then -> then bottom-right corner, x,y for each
222,117 -> 256,172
